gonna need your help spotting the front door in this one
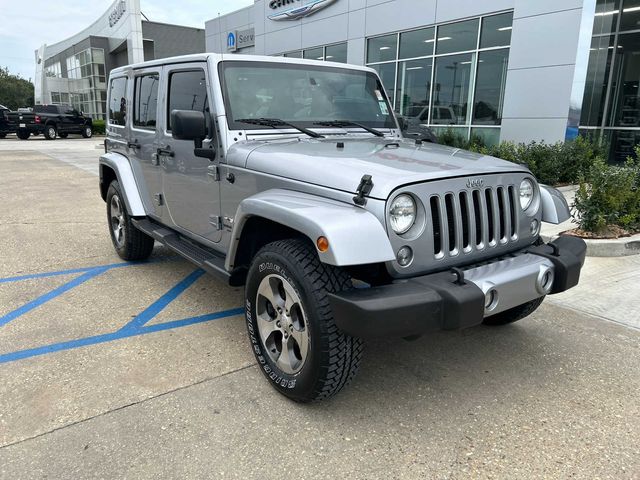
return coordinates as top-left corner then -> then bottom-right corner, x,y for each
160,63 -> 221,243
127,69 -> 163,219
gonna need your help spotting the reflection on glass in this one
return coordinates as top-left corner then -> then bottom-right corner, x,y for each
395,58 -> 433,117
607,32 -> 640,126
367,34 -> 398,63
473,49 -> 509,125
471,127 -> 501,147
325,43 -> 348,63
620,0 -> 640,31
371,62 -> 397,107
436,19 -> 479,55
593,0 -> 620,35
480,12 -> 513,48
284,51 -> 302,58
399,27 -> 435,59
304,47 -> 324,61
581,35 -> 615,126
432,53 -> 475,125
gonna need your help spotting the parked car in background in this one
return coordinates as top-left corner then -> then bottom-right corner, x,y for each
0,104 -> 13,138
8,104 -> 93,140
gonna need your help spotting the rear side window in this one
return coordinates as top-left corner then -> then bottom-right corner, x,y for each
133,74 -> 159,129
108,77 -> 128,126
167,69 -> 208,131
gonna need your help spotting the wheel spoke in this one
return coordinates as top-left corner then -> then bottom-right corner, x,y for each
290,327 -> 308,362
276,340 -> 294,372
257,276 -> 285,307
255,313 -> 278,344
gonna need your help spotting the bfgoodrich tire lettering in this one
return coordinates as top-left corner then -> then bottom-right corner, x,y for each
106,180 -> 154,261
245,239 -> 363,402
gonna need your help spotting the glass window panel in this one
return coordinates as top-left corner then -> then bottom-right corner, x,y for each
399,27 -> 435,59
432,52 -> 475,125
283,50 -> 302,58
436,19 -> 479,55
471,127 -> 501,147
594,0 -> 620,35
51,92 -> 60,103
581,35 -> 615,126
108,77 -> 127,126
607,32 -> 640,126
480,12 -> 513,48
304,47 -> 325,60
430,126 -> 469,142
325,43 -> 348,63
92,48 -> 105,64
367,34 -> 397,63
134,74 -> 159,129
167,70 -> 208,131
370,62 -> 397,108
395,58 -> 433,117
473,49 -> 509,125
621,0 -> 640,30
607,129 -> 640,162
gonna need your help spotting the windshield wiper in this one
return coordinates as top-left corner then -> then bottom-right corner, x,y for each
236,118 -> 324,139
313,120 -> 385,138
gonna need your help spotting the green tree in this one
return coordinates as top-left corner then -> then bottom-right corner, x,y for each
0,67 -> 34,110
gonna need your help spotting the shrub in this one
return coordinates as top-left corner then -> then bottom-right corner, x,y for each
572,149 -> 640,234
92,119 -> 106,135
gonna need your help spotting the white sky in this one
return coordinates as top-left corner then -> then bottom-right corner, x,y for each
0,0 -> 253,81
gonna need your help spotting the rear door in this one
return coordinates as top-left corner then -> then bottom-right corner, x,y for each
159,63 -> 222,243
128,68 -> 163,219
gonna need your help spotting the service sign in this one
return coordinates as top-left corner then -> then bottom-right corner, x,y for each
227,28 -> 255,51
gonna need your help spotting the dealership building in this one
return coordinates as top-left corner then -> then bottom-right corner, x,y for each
206,0 -> 639,162
34,0 -> 204,119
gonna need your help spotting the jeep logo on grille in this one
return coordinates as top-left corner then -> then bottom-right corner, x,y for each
466,178 -> 484,189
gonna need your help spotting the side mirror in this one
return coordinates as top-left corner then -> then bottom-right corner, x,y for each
171,110 -> 206,142
171,109 -> 216,160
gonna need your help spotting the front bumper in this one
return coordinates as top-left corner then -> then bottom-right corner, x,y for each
329,236 -> 586,339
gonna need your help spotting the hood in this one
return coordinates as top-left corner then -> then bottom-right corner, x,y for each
233,137 -> 529,200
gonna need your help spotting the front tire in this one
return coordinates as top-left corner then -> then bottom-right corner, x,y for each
106,180 -> 154,261
245,239 -> 363,402
482,296 -> 545,326
82,126 -> 93,138
44,124 -> 57,140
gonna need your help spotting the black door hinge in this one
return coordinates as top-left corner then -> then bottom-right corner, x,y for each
353,175 -> 374,206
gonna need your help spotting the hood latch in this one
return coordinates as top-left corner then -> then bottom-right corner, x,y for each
353,175 -> 373,206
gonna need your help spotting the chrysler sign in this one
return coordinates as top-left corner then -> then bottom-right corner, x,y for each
109,0 -> 126,27
268,0 -> 338,21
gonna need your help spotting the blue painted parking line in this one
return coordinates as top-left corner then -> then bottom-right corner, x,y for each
0,261 -> 135,284
0,263 -> 244,365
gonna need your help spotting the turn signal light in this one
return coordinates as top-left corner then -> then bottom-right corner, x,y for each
316,236 -> 329,252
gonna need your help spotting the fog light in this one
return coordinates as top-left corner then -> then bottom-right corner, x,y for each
530,219 -> 539,236
484,289 -> 498,311
397,246 -> 413,267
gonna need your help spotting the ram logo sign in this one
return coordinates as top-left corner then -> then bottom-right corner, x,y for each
268,0 -> 338,21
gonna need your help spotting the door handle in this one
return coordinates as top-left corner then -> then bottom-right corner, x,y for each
157,146 -> 174,157
127,141 -> 140,149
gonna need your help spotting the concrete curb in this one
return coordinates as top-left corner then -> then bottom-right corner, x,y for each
541,232 -> 640,257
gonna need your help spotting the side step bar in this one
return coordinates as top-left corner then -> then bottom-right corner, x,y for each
132,218 -> 230,283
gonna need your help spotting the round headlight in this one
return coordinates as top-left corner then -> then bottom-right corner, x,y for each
389,194 -> 416,234
519,179 -> 535,211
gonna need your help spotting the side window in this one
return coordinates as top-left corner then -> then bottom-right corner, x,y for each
108,77 -> 128,126
133,73 -> 159,129
167,69 -> 208,132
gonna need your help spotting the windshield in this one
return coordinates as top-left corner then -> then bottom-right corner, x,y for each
220,61 -> 396,131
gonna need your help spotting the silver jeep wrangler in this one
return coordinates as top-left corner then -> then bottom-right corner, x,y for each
100,54 -> 586,402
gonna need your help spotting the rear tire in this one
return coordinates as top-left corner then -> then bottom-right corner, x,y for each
245,238 -> 363,402
482,296 -> 545,326
106,180 -> 154,261
16,130 -> 30,140
44,124 -> 57,140
81,126 -> 93,138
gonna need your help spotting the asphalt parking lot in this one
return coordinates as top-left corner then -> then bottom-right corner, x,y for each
0,136 -> 639,479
